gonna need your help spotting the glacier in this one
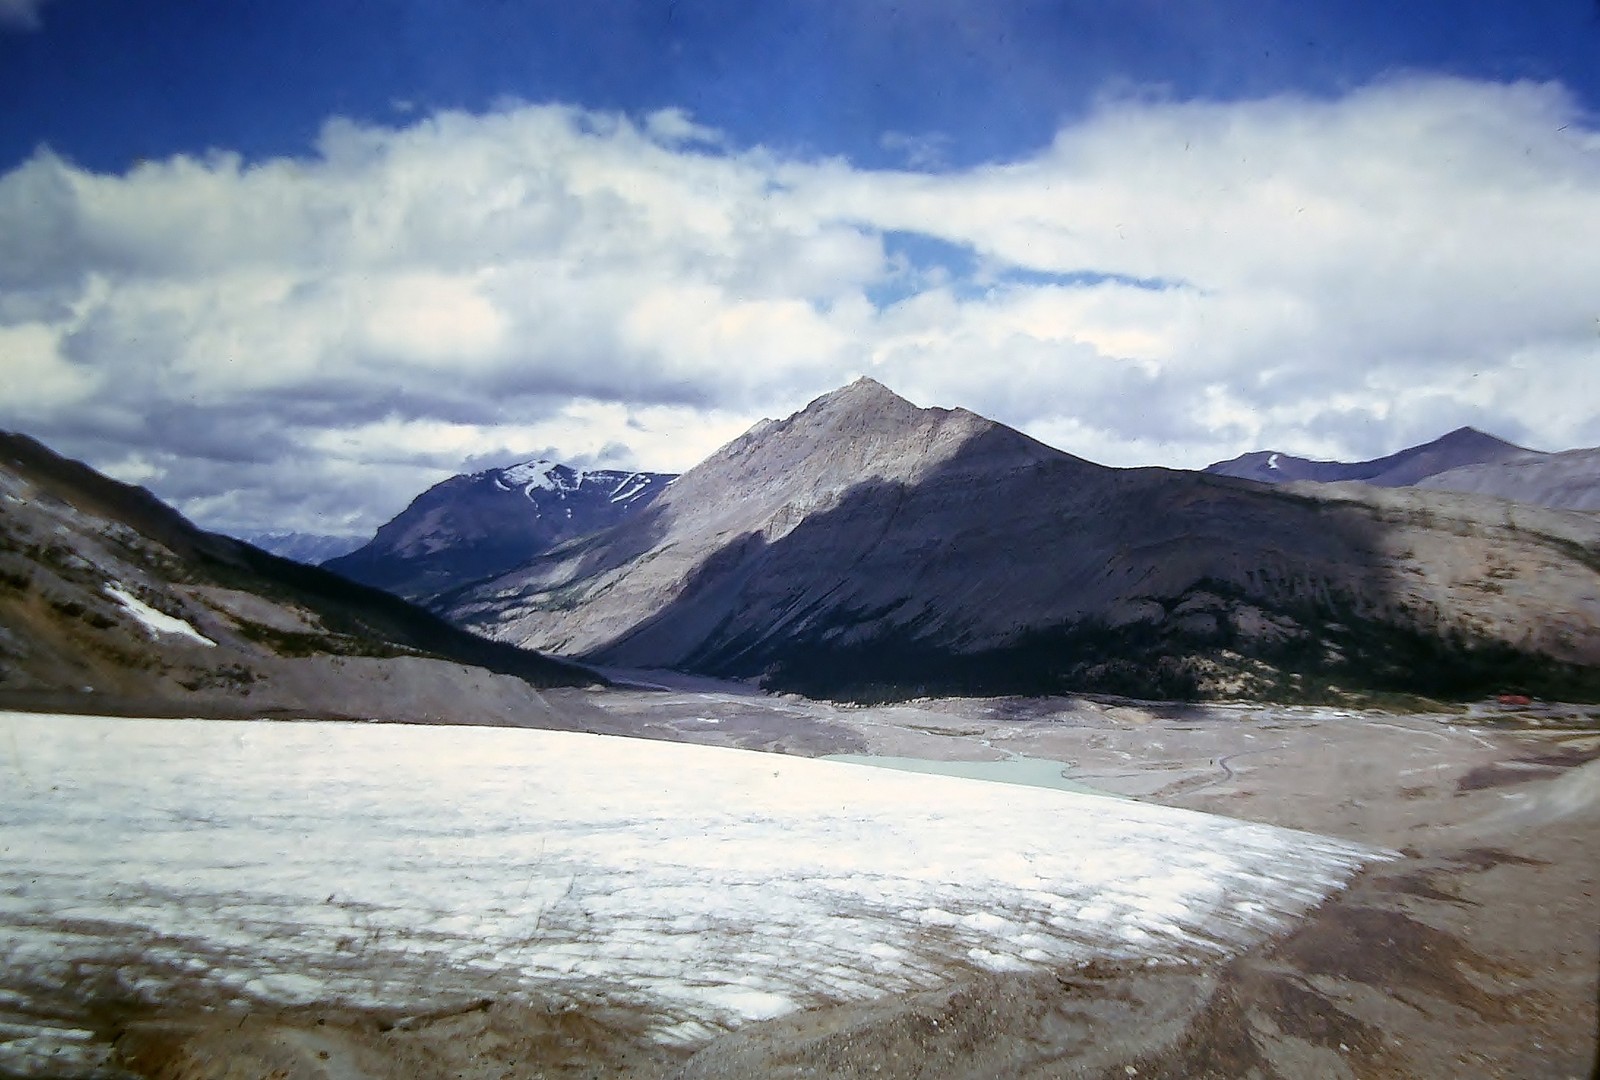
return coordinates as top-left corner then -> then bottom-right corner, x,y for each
0,712 -> 1387,1075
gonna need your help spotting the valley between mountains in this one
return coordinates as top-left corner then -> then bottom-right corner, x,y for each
1,379 -> 1597,1079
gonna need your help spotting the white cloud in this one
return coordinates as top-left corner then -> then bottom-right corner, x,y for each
644,107 -> 723,146
358,272 -> 508,365
0,322 -> 95,406
1,78 -> 1596,535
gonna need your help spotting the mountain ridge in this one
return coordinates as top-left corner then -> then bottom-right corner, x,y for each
1204,426 -> 1536,488
444,381 -> 1600,703
0,431 -> 596,721
442,377 -> 1094,660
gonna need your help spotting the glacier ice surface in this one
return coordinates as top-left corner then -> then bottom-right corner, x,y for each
0,712 -> 1386,1073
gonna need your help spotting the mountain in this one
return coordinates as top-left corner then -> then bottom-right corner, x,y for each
232,529 -> 366,565
1204,427 -> 1533,488
442,379 -> 1600,703
324,459 -> 676,603
0,432 -> 596,722
1205,428 -> 1600,513
1413,447 -> 1600,512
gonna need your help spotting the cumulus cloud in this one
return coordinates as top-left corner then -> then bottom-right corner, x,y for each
1,77 -> 1596,536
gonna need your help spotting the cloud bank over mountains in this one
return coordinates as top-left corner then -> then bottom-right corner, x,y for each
1,76 -> 1595,535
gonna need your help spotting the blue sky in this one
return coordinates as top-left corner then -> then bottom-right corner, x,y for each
5,1 -> 1597,172
1,1 -> 1597,536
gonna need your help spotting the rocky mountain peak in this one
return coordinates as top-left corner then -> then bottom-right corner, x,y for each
809,375 -> 907,408
441,380 -> 1099,663
785,376 -> 935,434
1433,426 -> 1523,452
666,379 -> 1050,526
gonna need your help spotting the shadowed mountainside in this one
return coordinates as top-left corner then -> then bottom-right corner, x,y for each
444,380 -> 1600,703
0,432 -> 597,721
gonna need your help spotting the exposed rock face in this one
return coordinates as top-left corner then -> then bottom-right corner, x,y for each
324,460 -> 675,603
0,432 -> 595,720
1205,427 -> 1532,487
1413,447 -> 1600,512
444,380 -> 1600,703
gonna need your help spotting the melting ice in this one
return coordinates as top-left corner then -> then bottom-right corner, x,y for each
0,712 -> 1386,1074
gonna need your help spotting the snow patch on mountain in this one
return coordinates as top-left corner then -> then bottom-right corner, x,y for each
497,459 -> 581,498
488,462 -> 669,503
103,585 -> 215,647
497,460 -> 598,498
609,473 -> 654,504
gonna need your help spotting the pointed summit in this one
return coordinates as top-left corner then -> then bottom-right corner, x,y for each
1433,426 -> 1523,451
798,376 -> 921,424
823,375 -> 904,403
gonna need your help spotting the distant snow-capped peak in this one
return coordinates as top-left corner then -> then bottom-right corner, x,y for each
496,459 -> 576,493
483,459 -> 665,504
